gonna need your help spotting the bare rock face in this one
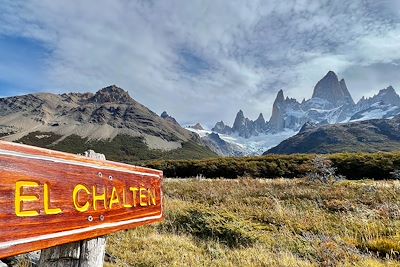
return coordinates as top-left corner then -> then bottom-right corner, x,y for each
218,110 -> 267,138
90,85 -> 133,104
312,71 -> 354,107
254,113 -> 266,132
269,90 -> 287,131
232,110 -> 246,132
83,150 -> 106,160
211,121 -> 232,135
269,90 -> 305,132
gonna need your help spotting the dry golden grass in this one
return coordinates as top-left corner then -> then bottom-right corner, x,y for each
106,178 -> 400,267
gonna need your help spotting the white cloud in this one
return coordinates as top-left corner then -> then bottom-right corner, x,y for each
1,0 -> 400,126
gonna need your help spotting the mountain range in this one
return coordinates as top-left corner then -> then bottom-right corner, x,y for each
0,85 -> 217,162
212,71 -> 400,137
3,71 -> 400,159
197,70 -> 400,155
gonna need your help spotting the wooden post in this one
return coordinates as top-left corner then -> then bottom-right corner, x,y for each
39,150 -> 107,267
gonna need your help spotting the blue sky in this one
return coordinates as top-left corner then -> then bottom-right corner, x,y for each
1,0 -> 400,127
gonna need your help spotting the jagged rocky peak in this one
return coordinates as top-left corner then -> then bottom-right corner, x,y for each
255,113 -> 265,124
357,85 -> 400,108
376,85 -> 399,99
269,90 -> 287,131
312,71 -> 354,106
211,120 -> 232,134
232,109 -> 246,131
254,113 -> 266,132
91,85 -> 133,104
377,86 -> 399,101
189,123 -> 204,130
275,89 -> 285,103
339,78 -> 354,105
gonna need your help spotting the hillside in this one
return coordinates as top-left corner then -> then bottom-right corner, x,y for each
265,116 -> 400,154
0,85 -> 217,162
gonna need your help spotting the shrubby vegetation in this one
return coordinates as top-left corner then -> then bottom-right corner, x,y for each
16,131 -> 400,179
144,152 -> 400,179
17,131 -> 217,162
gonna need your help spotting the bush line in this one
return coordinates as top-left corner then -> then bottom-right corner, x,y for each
143,152 -> 400,179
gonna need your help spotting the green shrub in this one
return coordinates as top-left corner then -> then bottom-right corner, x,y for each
144,152 -> 400,179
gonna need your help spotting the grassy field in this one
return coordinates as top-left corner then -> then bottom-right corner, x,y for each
105,178 -> 400,267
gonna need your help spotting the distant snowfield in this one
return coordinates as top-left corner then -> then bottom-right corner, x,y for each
350,105 -> 398,122
186,128 -> 298,155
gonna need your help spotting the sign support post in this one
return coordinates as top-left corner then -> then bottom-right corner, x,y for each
39,151 -> 107,267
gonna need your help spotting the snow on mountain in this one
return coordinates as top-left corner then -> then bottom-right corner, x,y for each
186,127 -> 297,156
349,103 -> 400,122
209,71 -> 400,155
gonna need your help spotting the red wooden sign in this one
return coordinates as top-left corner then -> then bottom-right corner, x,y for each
0,141 -> 163,258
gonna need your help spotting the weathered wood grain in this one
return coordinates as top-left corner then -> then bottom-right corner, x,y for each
0,141 -> 163,259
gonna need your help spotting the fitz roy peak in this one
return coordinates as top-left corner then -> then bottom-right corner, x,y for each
312,71 -> 354,106
212,71 -> 400,138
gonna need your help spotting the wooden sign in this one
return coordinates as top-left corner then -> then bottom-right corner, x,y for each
0,141 -> 163,258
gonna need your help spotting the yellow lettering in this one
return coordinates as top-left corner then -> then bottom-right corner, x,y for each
109,187 -> 120,209
73,184 -> 91,212
44,183 -> 62,215
139,187 -> 147,207
130,187 -> 139,207
122,188 -> 132,208
15,181 -> 40,217
147,188 -> 156,206
93,186 -> 107,210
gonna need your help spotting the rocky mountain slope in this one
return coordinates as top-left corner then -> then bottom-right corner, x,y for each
0,85 -> 217,161
265,115 -> 400,154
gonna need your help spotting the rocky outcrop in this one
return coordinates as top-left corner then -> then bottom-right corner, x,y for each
160,111 -> 180,126
214,110 -> 268,138
211,121 -> 232,135
90,85 -> 133,104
